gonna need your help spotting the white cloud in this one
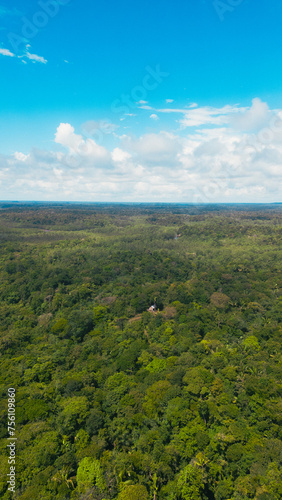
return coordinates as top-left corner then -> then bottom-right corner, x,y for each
179,105 -> 240,128
154,99 -> 275,133
156,107 -> 188,114
14,152 -> 29,162
111,148 -> 131,163
230,98 -> 271,131
55,123 -> 84,152
0,48 -> 15,57
1,99 -> 282,202
150,114 -> 159,121
122,132 -> 183,166
55,123 -> 111,166
24,51 -> 47,64
0,45 -> 47,63
166,99 -> 174,103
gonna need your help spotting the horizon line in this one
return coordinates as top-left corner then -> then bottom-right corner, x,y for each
0,201 -> 281,205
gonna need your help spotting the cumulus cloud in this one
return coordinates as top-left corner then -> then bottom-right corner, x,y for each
230,98 -> 271,131
1,99 -> 282,202
111,148 -> 131,163
14,152 -> 29,162
122,132 -> 183,166
150,114 -> 159,121
55,123 -> 111,166
55,123 -> 84,152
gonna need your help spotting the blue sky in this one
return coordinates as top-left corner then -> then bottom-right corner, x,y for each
0,0 -> 282,202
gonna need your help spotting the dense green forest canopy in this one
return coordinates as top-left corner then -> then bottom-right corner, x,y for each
0,203 -> 281,500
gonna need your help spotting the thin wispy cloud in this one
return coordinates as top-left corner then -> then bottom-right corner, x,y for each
0,6 -> 22,17
139,104 -> 153,110
24,50 -> 47,64
179,104 -> 241,128
0,48 -> 15,57
139,100 -> 271,132
0,44 -> 47,63
156,107 -> 188,114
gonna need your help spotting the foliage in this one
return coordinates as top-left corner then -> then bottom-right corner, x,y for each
0,203 -> 281,499
76,457 -> 106,493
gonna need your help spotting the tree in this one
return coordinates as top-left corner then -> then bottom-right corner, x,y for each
176,464 -> 205,500
77,457 -> 106,493
118,484 -> 149,500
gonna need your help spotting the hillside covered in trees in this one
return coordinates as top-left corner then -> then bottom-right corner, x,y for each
0,203 -> 282,500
